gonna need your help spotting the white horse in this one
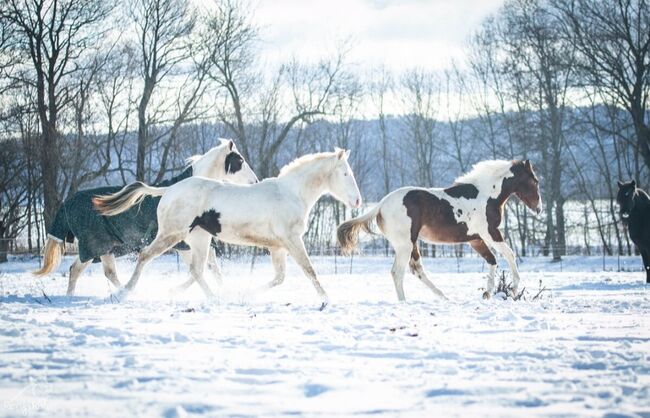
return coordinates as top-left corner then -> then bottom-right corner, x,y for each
34,139 -> 257,295
94,148 -> 362,308
337,160 -> 542,300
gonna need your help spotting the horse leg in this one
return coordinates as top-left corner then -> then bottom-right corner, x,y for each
389,242 -> 411,302
123,233 -> 183,293
184,229 -> 215,299
284,237 -> 328,309
206,246 -> 223,285
408,244 -> 447,300
490,239 -> 522,294
173,249 -> 196,293
264,247 -> 288,289
67,257 -> 90,296
641,249 -> 650,284
100,254 -> 121,289
469,239 -> 498,299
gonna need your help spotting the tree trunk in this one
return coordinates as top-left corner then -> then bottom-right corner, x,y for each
136,79 -> 155,181
40,123 -> 59,230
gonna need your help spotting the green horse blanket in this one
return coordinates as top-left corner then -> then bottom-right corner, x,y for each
49,168 -> 192,263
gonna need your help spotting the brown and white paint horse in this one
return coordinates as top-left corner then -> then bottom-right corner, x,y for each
337,160 -> 542,300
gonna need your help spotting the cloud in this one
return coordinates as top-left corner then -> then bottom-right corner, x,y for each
255,0 -> 504,71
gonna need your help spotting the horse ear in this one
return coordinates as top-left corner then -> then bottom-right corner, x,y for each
617,180 -> 624,187
228,140 -> 234,151
345,149 -> 351,159
524,159 -> 531,169
632,180 -> 636,188
335,148 -> 346,160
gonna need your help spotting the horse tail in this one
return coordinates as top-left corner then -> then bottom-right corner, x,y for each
33,205 -> 71,276
92,182 -> 166,216
337,205 -> 381,255
32,237 -> 65,276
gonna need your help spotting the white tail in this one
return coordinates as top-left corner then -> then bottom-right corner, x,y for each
92,182 -> 166,216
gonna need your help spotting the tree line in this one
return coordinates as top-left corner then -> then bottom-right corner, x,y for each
0,0 -> 648,262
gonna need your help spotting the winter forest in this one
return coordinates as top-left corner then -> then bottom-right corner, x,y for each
1,1 -> 650,417
1,0 -> 648,263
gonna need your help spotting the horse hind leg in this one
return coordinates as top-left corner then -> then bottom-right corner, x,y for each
67,257 -> 90,296
469,239 -> 497,299
100,254 -> 121,289
388,241 -> 411,302
408,245 -> 447,300
122,232 -> 184,293
264,247 -> 288,289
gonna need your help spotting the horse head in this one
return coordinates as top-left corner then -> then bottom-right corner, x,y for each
329,148 -> 362,209
191,139 -> 258,184
512,159 -> 542,215
617,180 -> 637,220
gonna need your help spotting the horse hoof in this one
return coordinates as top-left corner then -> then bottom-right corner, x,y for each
112,287 -> 130,302
482,291 -> 491,300
319,301 -> 328,311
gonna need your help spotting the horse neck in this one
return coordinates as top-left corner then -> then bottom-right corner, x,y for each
634,189 -> 650,213
192,153 -> 222,180
492,175 -> 517,207
279,161 -> 332,212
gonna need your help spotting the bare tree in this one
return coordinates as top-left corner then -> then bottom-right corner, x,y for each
369,66 -> 394,196
201,0 -> 349,178
400,69 -> 442,187
557,0 -> 650,181
130,0 -> 196,181
1,0 -> 113,228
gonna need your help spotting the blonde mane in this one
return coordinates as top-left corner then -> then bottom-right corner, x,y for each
278,152 -> 337,177
454,160 -> 514,186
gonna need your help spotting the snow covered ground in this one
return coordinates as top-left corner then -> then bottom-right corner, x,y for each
0,253 -> 648,417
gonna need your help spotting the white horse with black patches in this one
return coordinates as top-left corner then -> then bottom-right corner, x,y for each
337,160 -> 542,301
94,148 -> 362,309
34,139 -> 257,296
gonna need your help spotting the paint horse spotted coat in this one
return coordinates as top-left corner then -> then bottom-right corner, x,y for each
338,160 -> 542,300
94,149 -> 362,308
617,180 -> 650,283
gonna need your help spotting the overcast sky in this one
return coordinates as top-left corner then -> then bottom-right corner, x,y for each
255,0 -> 505,72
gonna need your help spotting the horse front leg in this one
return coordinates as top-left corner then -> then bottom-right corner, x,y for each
284,237 -> 328,310
490,239 -> 522,295
185,229 -> 215,299
469,239 -> 498,299
206,245 -> 223,285
641,249 -> 650,284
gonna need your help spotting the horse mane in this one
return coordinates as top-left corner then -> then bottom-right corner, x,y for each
185,154 -> 202,167
278,152 -> 336,177
454,160 -> 514,187
185,138 -> 233,168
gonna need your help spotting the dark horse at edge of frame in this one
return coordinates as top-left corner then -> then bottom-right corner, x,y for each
617,180 -> 650,283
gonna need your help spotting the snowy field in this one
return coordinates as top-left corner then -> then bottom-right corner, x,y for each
0,253 -> 649,417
